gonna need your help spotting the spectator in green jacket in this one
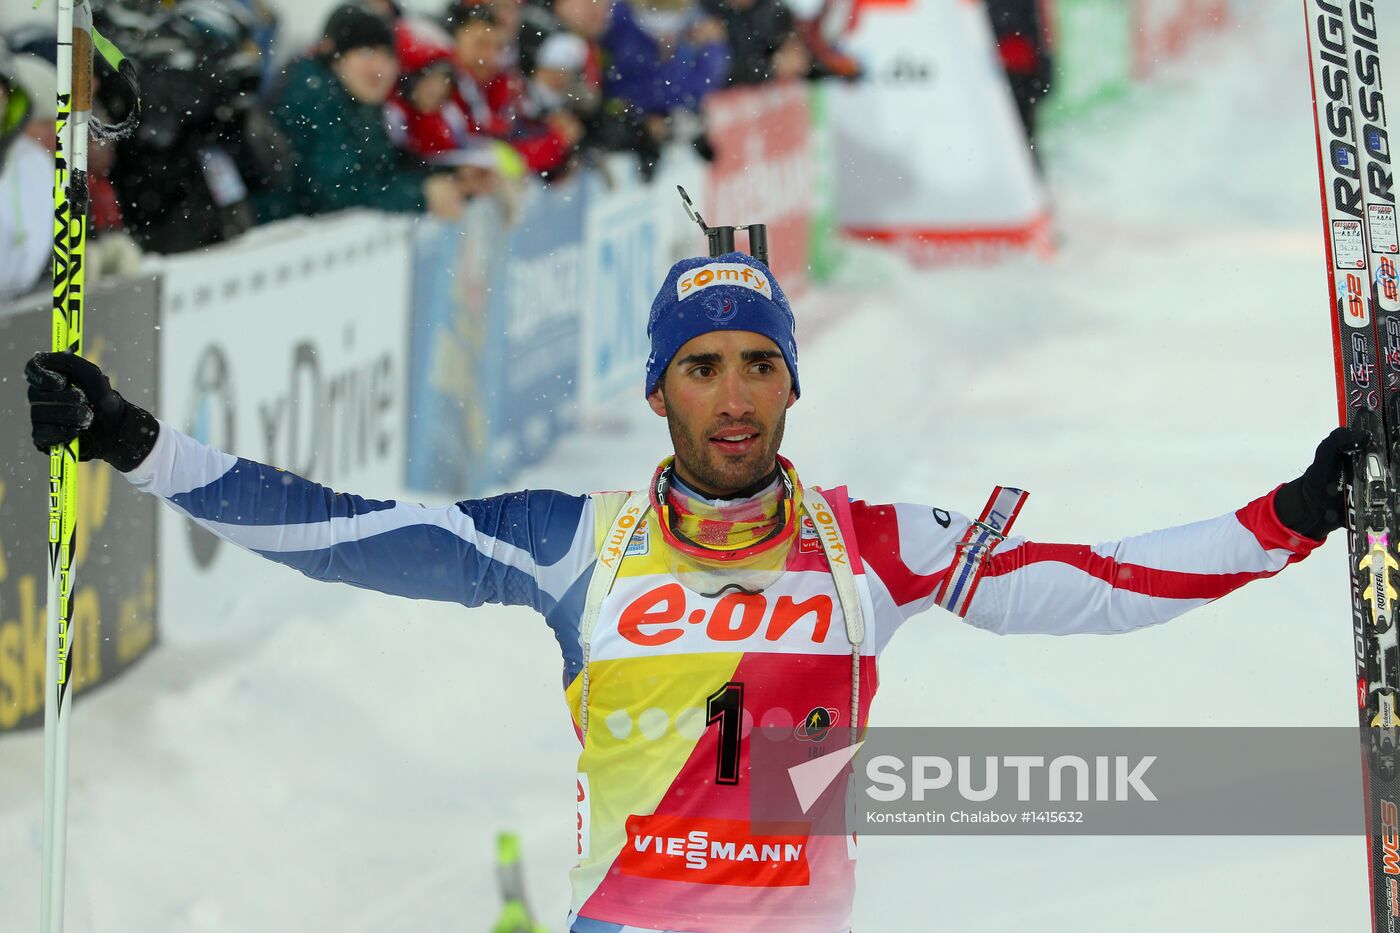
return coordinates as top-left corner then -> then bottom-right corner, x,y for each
256,4 -> 464,223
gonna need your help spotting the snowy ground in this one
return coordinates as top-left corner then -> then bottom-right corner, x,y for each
2,4 -> 1394,931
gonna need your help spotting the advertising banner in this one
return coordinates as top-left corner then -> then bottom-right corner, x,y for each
704,84 -> 814,293
827,0 -> 1050,263
580,174 -> 666,409
1042,0 -> 1133,127
1131,0 -> 1230,79
406,197 -> 506,496
806,82 -> 842,283
155,213 -> 413,639
483,179 -> 586,485
577,148 -> 714,415
0,278 -> 160,732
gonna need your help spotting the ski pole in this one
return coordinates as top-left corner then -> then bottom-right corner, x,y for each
493,832 -> 549,933
40,2 -> 92,929
40,2 -> 138,927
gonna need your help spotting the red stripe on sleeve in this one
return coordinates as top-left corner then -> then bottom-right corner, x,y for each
982,542 -> 1276,601
850,501 -> 947,607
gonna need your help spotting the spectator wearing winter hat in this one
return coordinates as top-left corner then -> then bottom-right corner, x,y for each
104,1 -> 290,254
518,0 -> 610,100
525,31 -> 596,116
587,1 -> 727,167
10,53 -> 117,234
0,42 -> 49,300
445,2 -> 581,178
11,52 -> 126,238
700,0 -> 808,86
518,0 -> 613,70
258,4 -> 465,222
8,52 -> 141,281
387,18 -> 477,159
8,53 -> 55,151
446,0 -> 526,69
517,0 -> 665,177
386,16 -> 504,200
600,0 -> 730,117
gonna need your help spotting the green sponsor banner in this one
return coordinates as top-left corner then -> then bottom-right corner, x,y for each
807,81 -> 843,284
0,277 -> 161,733
1042,0 -> 1134,127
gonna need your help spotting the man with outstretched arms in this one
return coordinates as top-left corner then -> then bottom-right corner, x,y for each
26,252 -> 1360,931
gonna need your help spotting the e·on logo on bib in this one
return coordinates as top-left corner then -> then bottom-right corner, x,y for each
677,263 -> 773,301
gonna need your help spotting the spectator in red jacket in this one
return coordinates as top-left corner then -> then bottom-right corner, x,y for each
387,15 -> 502,198
446,1 -> 582,177
387,18 -> 477,158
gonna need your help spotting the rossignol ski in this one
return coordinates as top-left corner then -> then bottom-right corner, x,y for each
1306,2 -> 1400,929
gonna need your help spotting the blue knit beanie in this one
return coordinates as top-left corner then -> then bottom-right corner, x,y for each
644,252 -> 799,397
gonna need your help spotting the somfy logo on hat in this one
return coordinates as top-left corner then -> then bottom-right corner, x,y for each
676,263 -> 773,301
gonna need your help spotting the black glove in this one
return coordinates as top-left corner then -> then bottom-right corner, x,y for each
1274,425 -> 1371,539
26,351 -> 160,472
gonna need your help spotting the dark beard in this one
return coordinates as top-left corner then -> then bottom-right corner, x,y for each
666,407 -> 787,497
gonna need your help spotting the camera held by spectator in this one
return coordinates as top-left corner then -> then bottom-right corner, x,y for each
103,0 -> 291,254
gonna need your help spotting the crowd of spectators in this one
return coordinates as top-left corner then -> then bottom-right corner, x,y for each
0,46 -> 50,300
0,0 -> 854,292
0,0 -> 1061,301
0,37 -> 140,300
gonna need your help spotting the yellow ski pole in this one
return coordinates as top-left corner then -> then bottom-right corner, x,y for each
493,832 -> 550,933
40,1 -> 92,930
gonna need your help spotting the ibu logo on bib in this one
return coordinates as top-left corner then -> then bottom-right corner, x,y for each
626,519 -> 650,557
